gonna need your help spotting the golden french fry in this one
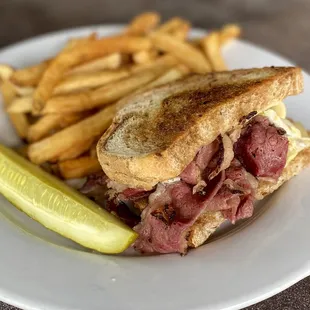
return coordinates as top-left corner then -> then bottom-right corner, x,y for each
202,32 -> 227,71
0,64 -> 14,81
42,65 -> 168,114
33,36 -> 151,113
10,60 -> 51,87
7,96 -> 33,113
131,54 -> 178,73
27,113 -> 85,142
0,79 -> 29,138
28,104 -> 117,164
67,53 -> 123,75
64,33 -> 97,51
53,69 -> 130,95
58,156 -> 102,179
125,12 -> 160,35
220,24 -> 241,45
156,17 -> 191,37
9,33 -> 97,89
132,50 -> 158,64
170,22 -> 191,40
57,138 -> 94,162
143,65 -> 190,89
0,79 -> 16,107
151,33 -> 211,73
12,84 -> 34,96
8,113 -> 29,139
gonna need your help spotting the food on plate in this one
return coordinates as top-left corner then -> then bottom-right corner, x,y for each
202,31 -> 227,71
56,156 -> 102,179
0,64 -> 14,81
32,36 -> 152,113
7,95 -> 32,113
41,64 -> 173,114
0,78 -> 29,138
0,12 -> 239,180
4,13 -> 308,255
94,67 -> 310,254
125,12 -> 161,36
0,144 -> 137,253
27,104 -> 117,164
150,32 -> 212,73
52,69 -> 130,95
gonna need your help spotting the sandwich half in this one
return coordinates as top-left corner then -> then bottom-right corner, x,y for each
86,67 -> 310,254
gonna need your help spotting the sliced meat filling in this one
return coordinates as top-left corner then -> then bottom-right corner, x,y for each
134,172 -> 225,254
133,115 -> 288,254
234,115 -> 289,179
80,114 -> 289,254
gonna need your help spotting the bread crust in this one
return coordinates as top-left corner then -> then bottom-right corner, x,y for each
188,148 -> 310,248
97,67 -> 303,189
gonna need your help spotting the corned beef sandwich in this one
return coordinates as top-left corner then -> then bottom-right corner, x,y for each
82,67 -> 310,254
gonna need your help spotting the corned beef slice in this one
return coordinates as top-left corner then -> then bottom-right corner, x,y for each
234,115 -> 289,179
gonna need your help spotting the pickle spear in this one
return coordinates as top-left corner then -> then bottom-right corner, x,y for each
0,143 -> 137,254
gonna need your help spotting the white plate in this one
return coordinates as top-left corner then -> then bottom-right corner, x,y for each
0,25 -> 310,310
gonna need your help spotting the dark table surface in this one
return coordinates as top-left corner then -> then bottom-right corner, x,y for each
1,0 -> 310,309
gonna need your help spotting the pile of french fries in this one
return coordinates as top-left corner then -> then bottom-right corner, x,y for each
0,12 -> 241,180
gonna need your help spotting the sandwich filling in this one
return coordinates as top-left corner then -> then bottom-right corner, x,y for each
81,107 -> 310,254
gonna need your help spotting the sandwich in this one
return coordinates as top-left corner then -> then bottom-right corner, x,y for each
82,66 -> 310,254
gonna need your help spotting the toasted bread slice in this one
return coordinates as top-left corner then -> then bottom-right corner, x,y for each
97,67 -> 303,190
188,147 -> 310,248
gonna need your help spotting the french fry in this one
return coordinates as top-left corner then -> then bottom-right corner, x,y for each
53,69 -> 130,95
143,65 -> 190,89
131,54 -> 178,73
0,80 -> 29,138
28,104 -> 117,164
64,33 -> 97,51
125,12 -> 160,35
132,50 -> 158,64
12,84 -> 34,96
220,24 -> 241,45
57,138 -> 94,162
150,33 -> 211,73
202,32 -> 227,71
7,96 -> 33,113
57,156 -> 101,179
156,17 -> 191,37
9,113 -> 29,139
42,65 -> 169,114
27,113 -> 84,142
0,79 -> 16,107
0,64 -> 14,81
170,22 -> 191,40
10,60 -> 51,87
67,53 -> 123,74
33,36 -> 151,113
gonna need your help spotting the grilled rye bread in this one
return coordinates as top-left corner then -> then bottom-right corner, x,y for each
97,67 -> 303,190
95,66 -> 310,254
